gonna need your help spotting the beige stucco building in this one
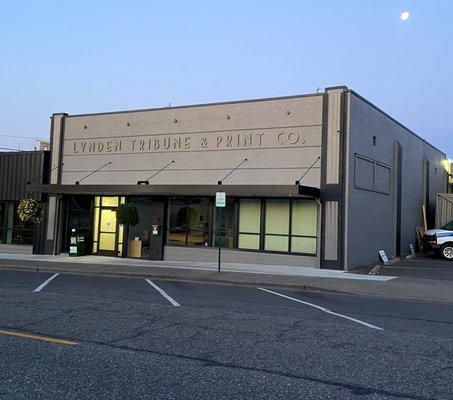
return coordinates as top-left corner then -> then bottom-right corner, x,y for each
30,86 -> 448,270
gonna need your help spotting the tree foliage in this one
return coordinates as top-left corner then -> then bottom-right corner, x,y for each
17,199 -> 43,223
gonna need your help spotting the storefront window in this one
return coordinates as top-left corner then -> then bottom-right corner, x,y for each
237,198 -> 318,254
127,197 -> 154,258
238,199 -> 261,250
167,197 -> 188,246
101,197 -> 119,207
165,196 -> 317,255
212,198 -> 235,248
290,200 -> 317,254
0,203 -> 5,243
264,200 -> 289,252
11,203 -> 34,245
167,197 -> 211,247
187,198 -> 210,246
66,196 -> 92,252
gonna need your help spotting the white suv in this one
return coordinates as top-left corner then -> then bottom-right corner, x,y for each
423,220 -> 453,260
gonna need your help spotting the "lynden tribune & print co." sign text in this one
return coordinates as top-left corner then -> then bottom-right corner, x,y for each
68,128 -> 312,155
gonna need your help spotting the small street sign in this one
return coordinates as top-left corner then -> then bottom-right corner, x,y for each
378,250 -> 389,263
216,192 -> 226,207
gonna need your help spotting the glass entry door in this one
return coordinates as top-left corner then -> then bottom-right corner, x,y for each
99,209 -> 117,254
92,196 -> 124,256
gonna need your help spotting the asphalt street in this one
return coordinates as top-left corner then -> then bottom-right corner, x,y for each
0,268 -> 452,400
379,257 -> 453,281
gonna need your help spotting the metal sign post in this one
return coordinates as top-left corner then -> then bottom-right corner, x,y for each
215,192 -> 226,272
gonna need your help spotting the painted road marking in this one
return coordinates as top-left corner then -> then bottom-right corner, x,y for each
258,287 -> 384,331
145,279 -> 181,307
33,273 -> 60,292
0,329 -> 77,345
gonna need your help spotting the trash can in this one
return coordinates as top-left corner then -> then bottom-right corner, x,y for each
69,228 -> 87,257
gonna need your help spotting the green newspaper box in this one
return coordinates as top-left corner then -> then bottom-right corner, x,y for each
69,228 -> 87,257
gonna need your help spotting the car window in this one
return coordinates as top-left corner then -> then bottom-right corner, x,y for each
442,220 -> 453,230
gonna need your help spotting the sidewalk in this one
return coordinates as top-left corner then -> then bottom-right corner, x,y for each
0,244 -> 32,254
0,253 -> 452,303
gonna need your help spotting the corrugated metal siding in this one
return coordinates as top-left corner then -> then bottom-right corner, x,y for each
436,194 -> 453,228
0,151 -> 49,201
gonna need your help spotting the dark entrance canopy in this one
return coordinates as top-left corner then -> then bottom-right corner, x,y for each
27,184 -> 320,198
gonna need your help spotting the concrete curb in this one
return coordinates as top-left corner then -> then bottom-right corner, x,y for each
2,260 -> 451,304
0,262 -> 347,295
383,257 -> 401,266
368,264 -> 382,275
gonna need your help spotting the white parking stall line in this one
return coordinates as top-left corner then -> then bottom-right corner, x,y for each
145,279 -> 181,307
33,273 -> 60,293
258,287 -> 384,331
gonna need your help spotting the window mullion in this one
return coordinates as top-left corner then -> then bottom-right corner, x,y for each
288,198 -> 292,252
185,197 -> 189,246
259,199 -> 265,251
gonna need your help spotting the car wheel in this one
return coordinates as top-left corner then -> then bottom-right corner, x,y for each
440,244 -> 453,261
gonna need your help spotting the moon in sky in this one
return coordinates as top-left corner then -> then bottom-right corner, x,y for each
400,11 -> 410,21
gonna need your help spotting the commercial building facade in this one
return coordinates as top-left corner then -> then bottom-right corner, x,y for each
30,86 -> 448,270
0,150 -> 49,248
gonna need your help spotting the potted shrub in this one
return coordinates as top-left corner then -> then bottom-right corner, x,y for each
116,203 -> 139,257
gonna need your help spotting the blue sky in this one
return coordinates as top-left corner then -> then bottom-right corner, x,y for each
0,1 -> 452,156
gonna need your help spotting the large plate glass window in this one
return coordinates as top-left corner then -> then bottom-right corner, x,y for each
290,200 -> 317,254
0,203 -> 4,243
264,200 -> 290,251
212,198 -> 235,248
187,198 -> 210,246
167,197 -> 189,246
167,197 -> 211,247
238,199 -> 261,250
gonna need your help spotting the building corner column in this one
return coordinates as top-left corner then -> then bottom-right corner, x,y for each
320,87 -> 348,270
44,113 -> 67,255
